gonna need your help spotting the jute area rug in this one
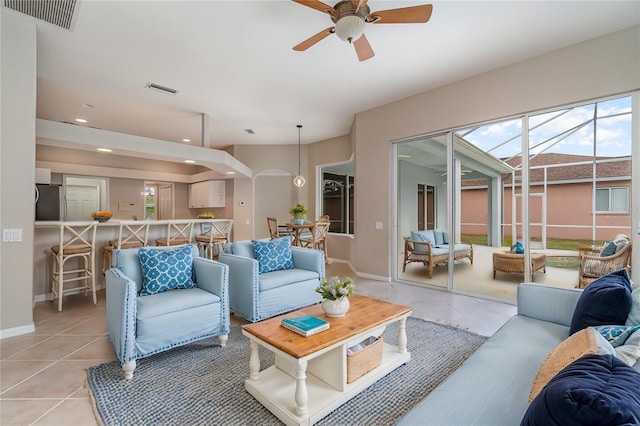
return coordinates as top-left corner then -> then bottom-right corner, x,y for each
87,317 -> 486,425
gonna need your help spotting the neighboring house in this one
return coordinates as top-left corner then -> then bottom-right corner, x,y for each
461,153 -> 632,243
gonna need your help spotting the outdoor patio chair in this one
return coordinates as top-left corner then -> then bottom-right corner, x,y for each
578,241 -> 632,289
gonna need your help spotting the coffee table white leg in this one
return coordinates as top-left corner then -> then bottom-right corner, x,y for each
294,360 -> 308,416
398,317 -> 408,354
248,340 -> 260,380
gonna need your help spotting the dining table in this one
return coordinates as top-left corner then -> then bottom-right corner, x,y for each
285,222 -> 316,246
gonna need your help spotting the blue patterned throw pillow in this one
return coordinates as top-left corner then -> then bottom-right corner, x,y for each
252,236 -> 294,274
139,245 -> 195,296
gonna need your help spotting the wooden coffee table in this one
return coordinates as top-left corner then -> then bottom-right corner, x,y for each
242,295 -> 412,426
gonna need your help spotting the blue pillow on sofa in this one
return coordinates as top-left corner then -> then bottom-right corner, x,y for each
521,354 -> 640,426
569,269 -> 633,335
252,236 -> 294,274
410,230 -> 435,254
139,245 -> 195,296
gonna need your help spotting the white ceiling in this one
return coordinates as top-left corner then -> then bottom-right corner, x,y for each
10,0 -> 640,149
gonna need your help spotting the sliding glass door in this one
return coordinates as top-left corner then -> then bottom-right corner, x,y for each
394,93 -> 634,302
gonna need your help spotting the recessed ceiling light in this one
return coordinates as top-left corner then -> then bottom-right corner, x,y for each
184,160 -> 196,164
97,148 -> 112,153
182,138 -> 191,143
75,118 -> 87,123
81,103 -> 94,108
226,171 -> 235,175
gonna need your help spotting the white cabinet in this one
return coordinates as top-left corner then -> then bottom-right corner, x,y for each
189,180 -> 225,208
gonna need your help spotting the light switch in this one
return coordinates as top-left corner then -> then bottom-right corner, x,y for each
245,219 -> 250,225
375,222 -> 383,230
3,229 -> 22,242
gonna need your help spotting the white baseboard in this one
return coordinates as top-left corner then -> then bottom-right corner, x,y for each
0,323 -> 35,339
328,258 -> 390,282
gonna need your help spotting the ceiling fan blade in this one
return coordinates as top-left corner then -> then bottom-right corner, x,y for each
353,34 -> 374,61
293,27 -> 335,51
292,0 -> 335,15
368,4 -> 433,24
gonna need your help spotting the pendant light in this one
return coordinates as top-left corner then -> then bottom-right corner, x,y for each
293,124 -> 305,188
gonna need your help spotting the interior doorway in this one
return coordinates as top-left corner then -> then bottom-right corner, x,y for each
64,176 -> 107,221
144,182 -> 174,220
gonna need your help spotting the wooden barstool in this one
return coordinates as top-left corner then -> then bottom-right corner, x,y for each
102,221 -> 150,282
156,220 -> 194,246
194,219 -> 233,259
51,222 -> 98,312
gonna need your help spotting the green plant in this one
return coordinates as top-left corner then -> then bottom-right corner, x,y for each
289,203 -> 308,219
315,276 -> 356,301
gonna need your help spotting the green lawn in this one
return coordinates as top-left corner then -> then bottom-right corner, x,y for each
462,234 -> 596,252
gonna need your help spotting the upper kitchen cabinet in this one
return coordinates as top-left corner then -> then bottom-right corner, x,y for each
189,180 -> 225,208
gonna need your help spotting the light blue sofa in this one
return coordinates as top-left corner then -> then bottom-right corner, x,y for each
218,240 -> 324,322
399,283 -> 640,425
105,245 -> 229,379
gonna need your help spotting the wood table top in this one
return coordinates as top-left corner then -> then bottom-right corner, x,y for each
242,294 -> 412,359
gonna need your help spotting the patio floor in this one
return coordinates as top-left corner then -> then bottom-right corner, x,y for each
397,245 -> 580,303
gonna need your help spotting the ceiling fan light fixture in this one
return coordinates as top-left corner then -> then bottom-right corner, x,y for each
335,15 -> 365,43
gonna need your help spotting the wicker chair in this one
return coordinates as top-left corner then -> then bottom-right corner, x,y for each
402,237 -> 473,278
578,242 -> 632,289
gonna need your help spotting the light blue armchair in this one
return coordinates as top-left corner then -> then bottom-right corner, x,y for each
105,244 -> 229,379
218,239 -> 324,322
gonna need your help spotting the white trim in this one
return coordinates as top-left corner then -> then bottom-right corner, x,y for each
0,323 -> 35,339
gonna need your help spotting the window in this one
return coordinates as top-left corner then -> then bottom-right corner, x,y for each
596,187 -> 629,212
320,162 -> 354,235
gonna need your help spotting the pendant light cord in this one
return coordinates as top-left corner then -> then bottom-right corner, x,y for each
297,124 -> 302,176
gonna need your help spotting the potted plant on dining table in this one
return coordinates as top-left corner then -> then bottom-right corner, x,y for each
315,276 -> 356,317
289,203 -> 308,225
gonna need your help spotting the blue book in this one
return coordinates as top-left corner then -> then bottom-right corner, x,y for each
281,315 -> 330,337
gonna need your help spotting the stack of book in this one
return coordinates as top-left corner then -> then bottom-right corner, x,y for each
281,315 -> 330,337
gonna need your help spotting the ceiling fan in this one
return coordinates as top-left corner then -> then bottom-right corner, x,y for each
292,0 -> 433,61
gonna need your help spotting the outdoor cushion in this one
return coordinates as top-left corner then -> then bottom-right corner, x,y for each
410,230 -> 435,253
627,281 -> 640,327
569,269 -> 633,335
433,230 -> 444,245
599,241 -> 617,257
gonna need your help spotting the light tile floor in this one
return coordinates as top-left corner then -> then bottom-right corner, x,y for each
1,262 -> 516,425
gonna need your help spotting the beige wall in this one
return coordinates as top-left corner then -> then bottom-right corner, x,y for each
1,12 -> 37,336
353,26 -> 640,279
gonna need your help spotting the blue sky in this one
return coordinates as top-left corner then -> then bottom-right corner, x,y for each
458,95 -> 632,160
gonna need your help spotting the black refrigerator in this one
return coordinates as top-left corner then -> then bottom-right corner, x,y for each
35,184 -> 64,221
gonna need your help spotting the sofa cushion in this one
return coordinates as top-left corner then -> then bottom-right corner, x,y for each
569,269 -> 633,335
522,354 -> 640,426
410,230 -> 435,253
442,231 -> 449,244
529,327 -> 616,402
139,245 -> 195,296
594,324 -> 640,347
626,280 -> 640,327
259,268 -> 319,292
613,328 -> 640,367
253,236 -> 294,274
137,287 -> 220,320
229,240 -> 255,258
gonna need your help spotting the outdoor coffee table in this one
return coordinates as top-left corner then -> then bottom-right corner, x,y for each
242,294 -> 412,426
492,251 -> 546,279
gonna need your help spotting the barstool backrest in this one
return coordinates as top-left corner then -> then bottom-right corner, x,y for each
199,219 -> 233,243
57,221 -> 97,254
117,221 -> 150,249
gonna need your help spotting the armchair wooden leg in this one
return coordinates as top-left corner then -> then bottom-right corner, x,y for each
122,360 -> 136,380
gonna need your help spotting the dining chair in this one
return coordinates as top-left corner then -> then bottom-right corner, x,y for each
300,221 -> 330,262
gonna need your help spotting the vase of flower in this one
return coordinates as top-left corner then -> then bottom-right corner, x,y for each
289,203 -> 308,225
321,298 -> 350,318
315,276 -> 356,318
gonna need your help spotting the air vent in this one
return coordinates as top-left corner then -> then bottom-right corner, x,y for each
244,129 -> 255,134
146,82 -> 178,95
4,0 -> 77,30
